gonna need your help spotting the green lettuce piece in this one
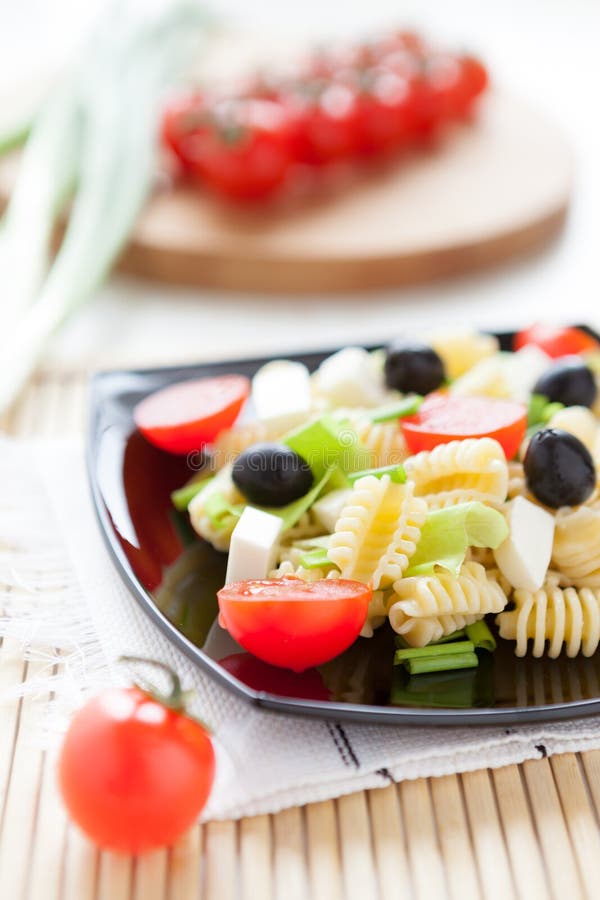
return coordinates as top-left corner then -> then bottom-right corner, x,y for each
299,548 -> 333,569
284,415 -> 372,480
264,467 -> 337,530
348,463 -> 406,484
203,493 -> 245,532
202,466 -> 339,537
404,502 -> 509,577
369,395 -> 422,423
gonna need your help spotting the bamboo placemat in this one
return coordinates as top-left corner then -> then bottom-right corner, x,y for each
2,370 -> 600,900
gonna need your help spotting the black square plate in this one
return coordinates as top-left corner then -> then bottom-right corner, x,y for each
87,330 -> 600,725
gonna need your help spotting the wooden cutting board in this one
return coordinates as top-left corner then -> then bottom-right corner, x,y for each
0,91 -> 572,293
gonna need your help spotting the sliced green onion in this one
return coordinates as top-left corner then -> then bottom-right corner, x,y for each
347,463 -> 406,484
0,1 -> 207,413
428,629 -> 467,645
465,620 -> 497,652
394,641 -> 475,663
403,652 -> 478,676
404,502 -> 509,577
369,395 -> 423,423
171,476 -> 213,511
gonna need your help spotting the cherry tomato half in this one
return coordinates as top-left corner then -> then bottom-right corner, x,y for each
134,375 -> 250,455
401,392 -> 527,459
59,686 -> 215,853
217,578 -> 372,672
514,324 -> 600,359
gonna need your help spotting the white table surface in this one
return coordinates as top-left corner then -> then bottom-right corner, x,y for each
1,0 -> 599,370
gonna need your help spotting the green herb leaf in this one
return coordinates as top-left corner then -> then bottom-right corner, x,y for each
404,502 -> 509,577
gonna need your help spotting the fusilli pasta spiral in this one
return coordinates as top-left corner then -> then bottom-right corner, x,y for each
348,416 -> 409,468
211,413 -> 312,468
391,561 -> 508,617
496,583 -> 600,657
404,438 -> 508,509
327,475 -> 427,589
387,608 -> 483,647
552,506 -> 600,587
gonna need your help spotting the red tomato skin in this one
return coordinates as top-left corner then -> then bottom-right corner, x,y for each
217,579 -> 371,672
284,85 -> 361,165
401,393 -> 527,459
514,324 -> 599,359
59,688 -> 215,854
134,375 -> 250,456
161,92 -> 206,173
188,100 -> 293,201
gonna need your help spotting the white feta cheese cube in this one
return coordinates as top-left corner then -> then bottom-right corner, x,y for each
493,496 -> 554,591
225,506 -> 283,585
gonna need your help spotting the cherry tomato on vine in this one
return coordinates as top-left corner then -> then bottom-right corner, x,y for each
514,324 -> 600,359
59,663 -> 215,854
218,577 -> 372,672
285,82 -> 361,165
352,69 -> 417,155
165,97 -> 294,201
161,92 -> 208,173
401,392 -> 527,459
134,375 -> 250,455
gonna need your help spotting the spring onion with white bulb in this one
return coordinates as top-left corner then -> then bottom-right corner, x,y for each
0,0 -> 208,414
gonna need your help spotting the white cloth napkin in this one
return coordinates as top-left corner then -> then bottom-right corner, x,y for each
3,436 -> 600,822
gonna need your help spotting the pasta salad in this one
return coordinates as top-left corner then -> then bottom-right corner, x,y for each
135,324 -> 600,677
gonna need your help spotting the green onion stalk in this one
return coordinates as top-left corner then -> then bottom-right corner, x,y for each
0,0 -> 209,414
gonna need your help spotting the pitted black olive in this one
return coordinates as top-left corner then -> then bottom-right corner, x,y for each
232,442 -> 313,507
532,357 -> 597,409
384,342 -> 445,394
524,428 -> 596,508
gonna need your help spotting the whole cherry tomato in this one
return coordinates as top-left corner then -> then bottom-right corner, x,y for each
59,661 -> 215,854
164,97 -> 294,201
285,82 -> 361,165
353,69 -> 417,155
